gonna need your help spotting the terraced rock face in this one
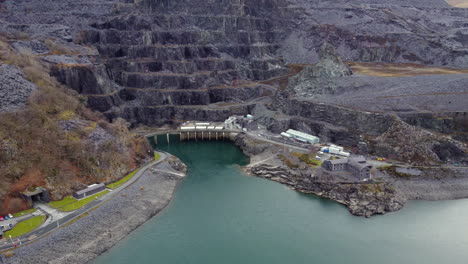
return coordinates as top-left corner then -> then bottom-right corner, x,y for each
3,0 -> 468,128
43,0 -> 291,125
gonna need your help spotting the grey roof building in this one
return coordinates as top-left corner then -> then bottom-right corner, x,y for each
322,156 -> 372,179
73,183 -> 106,199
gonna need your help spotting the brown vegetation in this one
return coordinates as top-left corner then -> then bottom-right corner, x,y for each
278,154 -> 299,169
348,61 -> 468,77
0,37 -> 150,215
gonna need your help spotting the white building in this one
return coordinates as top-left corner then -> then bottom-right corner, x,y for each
283,129 -> 320,144
320,145 -> 350,157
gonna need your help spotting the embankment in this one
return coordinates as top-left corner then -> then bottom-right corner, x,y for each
4,155 -> 187,264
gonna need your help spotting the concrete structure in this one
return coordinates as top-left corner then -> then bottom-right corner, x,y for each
322,156 -> 372,179
21,187 -> 50,208
73,183 -> 106,199
282,129 -> 320,144
224,116 -> 241,130
224,115 -> 258,131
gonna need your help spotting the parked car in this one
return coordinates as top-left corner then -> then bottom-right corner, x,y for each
0,216 -> 4,221
7,214 -> 13,219
4,216 -> 9,220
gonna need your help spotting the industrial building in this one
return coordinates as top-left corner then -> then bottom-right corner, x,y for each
322,156 -> 372,179
281,129 -> 320,144
73,183 -> 106,199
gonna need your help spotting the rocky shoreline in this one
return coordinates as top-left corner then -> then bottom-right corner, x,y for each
235,134 -> 468,218
3,155 -> 187,264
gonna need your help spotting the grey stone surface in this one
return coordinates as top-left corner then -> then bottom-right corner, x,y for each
11,40 -> 49,55
0,64 -> 36,112
287,43 -> 353,98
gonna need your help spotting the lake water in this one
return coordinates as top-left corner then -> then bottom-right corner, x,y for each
94,137 -> 468,264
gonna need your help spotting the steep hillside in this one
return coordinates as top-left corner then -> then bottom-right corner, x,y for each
0,37 -> 150,215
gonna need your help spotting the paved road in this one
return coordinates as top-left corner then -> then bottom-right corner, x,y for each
0,152 -> 167,252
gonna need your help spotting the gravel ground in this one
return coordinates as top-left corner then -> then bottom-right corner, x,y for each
3,156 -> 186,264
311,73 -> 468,113
386,168 -> 468,200
0,64 -> 36,113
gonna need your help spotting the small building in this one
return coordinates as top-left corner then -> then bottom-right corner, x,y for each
73,183 -> 106,199
283,129 -> 320,144
322,159 -> 348,171
322,156 -> 372,179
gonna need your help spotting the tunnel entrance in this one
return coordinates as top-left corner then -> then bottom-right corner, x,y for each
21,187 -> 50,208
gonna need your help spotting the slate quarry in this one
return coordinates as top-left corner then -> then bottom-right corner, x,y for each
1,0 -> 468,163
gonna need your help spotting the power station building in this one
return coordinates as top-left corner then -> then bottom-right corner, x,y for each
322,156 -> 373,179
281,129 -> 320,144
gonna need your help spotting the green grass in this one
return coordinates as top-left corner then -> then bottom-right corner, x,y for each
48,196 -> 77,209
154,151 -> 161,161
48,190 -> 110,212
293,152 -> 323,167
106,153 -> 161,190
4,215 -> 46,238
12,209 -> 37,218
106,168 -> 141,190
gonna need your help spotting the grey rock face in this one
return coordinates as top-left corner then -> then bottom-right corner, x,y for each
0,64 -> 36,112
11,40 -> 49,55
287,44 -> 352,98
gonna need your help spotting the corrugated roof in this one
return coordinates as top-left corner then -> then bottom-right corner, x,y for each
286,129 -> 319,141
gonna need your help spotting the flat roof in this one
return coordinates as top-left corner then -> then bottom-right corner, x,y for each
286,129 -> 319,141
75,183 -> 105,196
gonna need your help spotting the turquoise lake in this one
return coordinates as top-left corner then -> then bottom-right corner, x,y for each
94,137 -> 468,264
